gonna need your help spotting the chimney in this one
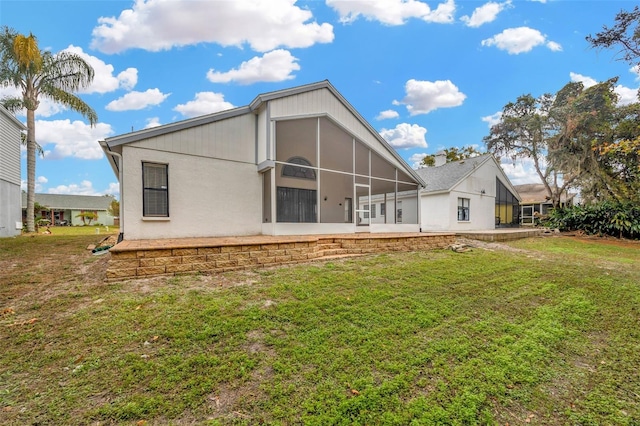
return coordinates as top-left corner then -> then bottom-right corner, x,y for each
435,151 -> 446,167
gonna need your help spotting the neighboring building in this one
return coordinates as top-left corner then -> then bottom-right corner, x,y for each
100,80 -> 424,241
21,193 -> 116,226
0,105 -> 26,238
415,153 -> 521,231
515,183 -> 576,226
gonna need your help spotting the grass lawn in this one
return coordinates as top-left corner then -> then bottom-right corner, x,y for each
32,224 -> 117,237
0,234 -> 639,425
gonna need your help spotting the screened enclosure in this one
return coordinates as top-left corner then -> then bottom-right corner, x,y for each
270,117 -> 419,226
495,178 -> 520,227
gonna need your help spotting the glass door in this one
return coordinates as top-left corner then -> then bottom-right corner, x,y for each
355,184 -> 370,228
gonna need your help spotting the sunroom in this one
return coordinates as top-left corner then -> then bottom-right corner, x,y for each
260,115 -> 420,235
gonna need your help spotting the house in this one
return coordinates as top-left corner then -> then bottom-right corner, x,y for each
515,183 -> 576,226
0,105 -> 26,238
415,153 -> 521,231
21,193 -> 116,226
100,80 -> 424,241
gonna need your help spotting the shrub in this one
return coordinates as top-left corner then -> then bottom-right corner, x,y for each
543,201 -> 640,239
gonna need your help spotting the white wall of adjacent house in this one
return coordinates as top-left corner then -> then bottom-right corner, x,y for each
0,109 -> 23,238
421,159 -> 501,232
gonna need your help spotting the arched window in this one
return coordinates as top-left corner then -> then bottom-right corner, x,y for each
281,157 -> 316,180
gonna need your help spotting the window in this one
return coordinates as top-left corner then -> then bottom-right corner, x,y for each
458,198 -> 470,221
281,157 -> 316,180
363,204 -> 370,219
380,202 -> 386,216
276,187 -> 317,222
371,204 -> 376,219
396,201 -> 402,223
143,162 -> 169,217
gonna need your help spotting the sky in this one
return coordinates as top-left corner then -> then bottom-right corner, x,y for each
1,0 -> 638,199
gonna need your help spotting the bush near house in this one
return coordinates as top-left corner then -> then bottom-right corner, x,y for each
543,201 -> 640,239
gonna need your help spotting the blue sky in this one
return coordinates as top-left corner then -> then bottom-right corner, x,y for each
1,0 -> 638,198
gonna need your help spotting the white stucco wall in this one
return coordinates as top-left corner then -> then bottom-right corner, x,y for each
420,193 -> 451,231
420,158 -> 505,231
121,146 -> 262,240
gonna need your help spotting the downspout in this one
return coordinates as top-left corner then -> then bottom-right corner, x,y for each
103,142 -> 124,243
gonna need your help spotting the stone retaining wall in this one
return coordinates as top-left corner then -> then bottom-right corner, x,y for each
106,233 -> 455,281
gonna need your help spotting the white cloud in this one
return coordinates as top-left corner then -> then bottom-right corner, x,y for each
395,79 -> 466,115
327,0 -> 455,25
376,109 -> 400,120
173,92 -> 235,118
144,117 -> 162,129
482,111 -> 502,128
36,120 -> 114,160
461,1 -> 510,28
91,0 -> 334,53
105,89 -> 170,111
615,85 -> 638,106
546,41 -> 562,52
48,180 -> 98,196
499,157 -> 544,185
44,180 -> 119,196
207,50 -> 300,85
379,123 -> 428,149
569,72 -> 597,88
63,45 -> 138,94
481,27 -> 560,54
21,179 -> 47,192
105,182 -> 120,196
571,72 -> 638,105
630,65 -> 640,80
409,152 -> 428,169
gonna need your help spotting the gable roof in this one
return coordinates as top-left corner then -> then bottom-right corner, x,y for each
21,193 -> 114,211
514,183 -> 575,204
415,154 -> 494,193
101,80 -> 424,186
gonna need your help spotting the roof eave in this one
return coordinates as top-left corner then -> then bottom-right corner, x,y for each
104,106 -> 252,147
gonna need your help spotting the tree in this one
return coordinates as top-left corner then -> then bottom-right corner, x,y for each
421,146 -> 483,167
483,92 -> 564,205
0,27 -> 97,233
76,211 -> 98,226
484,80 -> 622,207
107,198 -> 120,218
586,6 -> 640,67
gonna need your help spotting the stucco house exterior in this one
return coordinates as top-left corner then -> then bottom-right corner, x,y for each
101,81 -> 424,241
515,183 -> 576,226
415,153 -> 521,231
22,193 -> 116,227
0,105 -> 26,238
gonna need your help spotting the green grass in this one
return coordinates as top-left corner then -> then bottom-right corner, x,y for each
1,235 -> 639,425
28,224 -> 117,236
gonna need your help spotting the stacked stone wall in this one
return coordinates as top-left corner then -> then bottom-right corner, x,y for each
106,234 -> 455,281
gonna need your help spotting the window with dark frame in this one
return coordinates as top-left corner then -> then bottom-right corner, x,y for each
143,162 -> 169,217
458,197 -> 470,221
281,157 -> 316,180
